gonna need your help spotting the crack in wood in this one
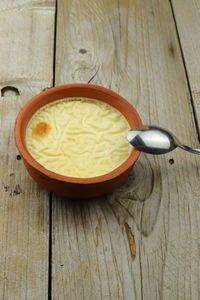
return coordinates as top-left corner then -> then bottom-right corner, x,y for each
125,222 -> 136,257
87,66 -> 100,84
1,86 -> 20,97
95,216 -> 102,247
3,183 -> 22,196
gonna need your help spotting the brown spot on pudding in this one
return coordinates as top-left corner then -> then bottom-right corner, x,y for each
33,121 -> 51,138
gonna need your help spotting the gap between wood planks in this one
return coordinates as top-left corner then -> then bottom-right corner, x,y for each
48,1 -> 58,299
169,0 -> 200,142
48,192 -> 53,300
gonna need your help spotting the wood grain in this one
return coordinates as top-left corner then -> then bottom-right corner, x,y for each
53,0 -> 200,299
0,1 -> 55,299
171,0 -> 200,132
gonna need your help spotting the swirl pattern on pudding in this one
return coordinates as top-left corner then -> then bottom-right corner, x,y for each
25,98 -> 132,178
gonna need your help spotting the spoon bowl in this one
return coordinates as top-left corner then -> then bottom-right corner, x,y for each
127,125 -> 200,155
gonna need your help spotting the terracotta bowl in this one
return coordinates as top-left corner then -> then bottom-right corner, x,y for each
14,84 -> 142,198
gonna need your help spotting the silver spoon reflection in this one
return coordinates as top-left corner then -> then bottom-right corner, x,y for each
127,125 -> 200,155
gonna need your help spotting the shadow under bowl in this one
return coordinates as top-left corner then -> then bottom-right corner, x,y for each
14,83 -> 142,198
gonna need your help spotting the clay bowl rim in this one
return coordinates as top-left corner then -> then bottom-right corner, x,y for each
14,83 -> 142,184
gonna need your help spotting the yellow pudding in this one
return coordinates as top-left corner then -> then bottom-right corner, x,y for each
25,98 -> 131,178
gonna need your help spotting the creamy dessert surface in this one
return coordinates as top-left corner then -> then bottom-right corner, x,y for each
25,98 -> 132,178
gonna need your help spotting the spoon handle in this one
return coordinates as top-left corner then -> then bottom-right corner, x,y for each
178,144 -> 200,155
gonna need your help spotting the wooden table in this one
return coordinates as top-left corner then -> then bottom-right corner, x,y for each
1,0 -> 200,299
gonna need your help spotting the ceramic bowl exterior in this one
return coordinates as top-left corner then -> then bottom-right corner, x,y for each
14,84 -> 142,198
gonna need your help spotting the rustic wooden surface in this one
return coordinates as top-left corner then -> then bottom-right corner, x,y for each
0,0 -> 200,299
171,0 -> 200,129
0,1 -> 55,299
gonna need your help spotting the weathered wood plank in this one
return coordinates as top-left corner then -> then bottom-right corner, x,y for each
0,3 -> 55,299
0,0 -> 55,10
171,0 -> 200,133
53,0 -> 200,299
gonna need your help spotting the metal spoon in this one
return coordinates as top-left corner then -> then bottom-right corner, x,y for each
127,125 -> 200,155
